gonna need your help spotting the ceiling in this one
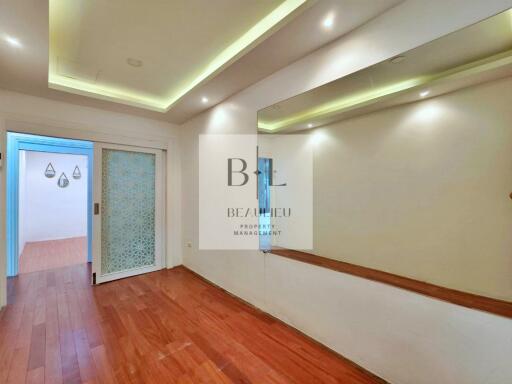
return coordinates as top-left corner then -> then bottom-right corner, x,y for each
258,8 -> 512,132
0,0 -> 401,124
48,0 -> 303,112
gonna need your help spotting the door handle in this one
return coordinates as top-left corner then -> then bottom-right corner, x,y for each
94,203 -> 100,215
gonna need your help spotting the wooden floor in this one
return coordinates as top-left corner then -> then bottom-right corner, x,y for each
0,263 -> 384,384
19,237 -> 87,274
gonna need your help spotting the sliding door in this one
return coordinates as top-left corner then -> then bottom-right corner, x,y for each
92,143 -> 164,284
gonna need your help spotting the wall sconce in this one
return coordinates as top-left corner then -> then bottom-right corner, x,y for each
73,165 -> 81,179
57,173 -> 69,188
45,163 -> 56,178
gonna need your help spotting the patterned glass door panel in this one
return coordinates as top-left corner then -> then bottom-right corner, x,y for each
101,149 -> 156,275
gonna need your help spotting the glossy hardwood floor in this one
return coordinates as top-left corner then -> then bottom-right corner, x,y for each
19,237 -> 87,274
0,263 -> 384,384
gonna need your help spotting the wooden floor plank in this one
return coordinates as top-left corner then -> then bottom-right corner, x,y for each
73,329 -> 97,383
19,237 -> 87,274
27,323 -> 46,371
6,346 -> 30,384
2,239 -> 385,383
90,345 -> 117,384
26,366 -> 44,384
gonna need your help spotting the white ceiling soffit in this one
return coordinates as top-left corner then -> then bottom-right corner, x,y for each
0,0 -> 402,123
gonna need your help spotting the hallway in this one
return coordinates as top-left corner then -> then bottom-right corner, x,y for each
19,237 -> 87,274
0,263 -> 382,384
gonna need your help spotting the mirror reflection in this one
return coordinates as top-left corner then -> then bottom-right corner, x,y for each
257,9 -> 512,301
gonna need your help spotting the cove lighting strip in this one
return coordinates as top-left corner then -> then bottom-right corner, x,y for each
258,50 -> 512,132
48,0 -> 307,112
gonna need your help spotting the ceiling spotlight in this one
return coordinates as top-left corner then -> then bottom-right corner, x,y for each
4,35 -> 21,48
322,13 -> 335,29
201,97 -> 209,103
307,123 -> 313,128
126,57 -> 143,68
420,90 -> 430,98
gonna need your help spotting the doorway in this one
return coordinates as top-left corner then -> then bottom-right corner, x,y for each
6,133 -> 165,283
6,133 -> 93,276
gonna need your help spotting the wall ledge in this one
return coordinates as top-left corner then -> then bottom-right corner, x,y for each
270,248 -> 512,319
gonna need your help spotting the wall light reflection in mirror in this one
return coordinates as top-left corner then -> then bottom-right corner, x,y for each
322,13 -> 335,29
3,35 -> 22,48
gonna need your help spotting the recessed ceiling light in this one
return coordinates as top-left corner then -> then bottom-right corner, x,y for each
420,90 -> 430,97
4,35 -> 21,48
307,123 -> 313,128
322,13 -> 335,29
126,57 -> 143,68
201,97 -> 209,103
390,55 -> 405,64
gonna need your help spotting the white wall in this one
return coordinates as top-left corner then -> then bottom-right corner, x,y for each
0,89 -> 181,309
19,151 -> 88,246
179,1 -> 512,383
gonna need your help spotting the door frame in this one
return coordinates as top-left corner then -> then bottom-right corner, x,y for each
92,142 -> 165,284
6,132 -> 94,276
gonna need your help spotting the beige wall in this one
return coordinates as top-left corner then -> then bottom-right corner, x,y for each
179,1 -> 512,383
310,78 -> 512,301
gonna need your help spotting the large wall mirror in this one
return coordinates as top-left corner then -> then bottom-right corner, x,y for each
257,9 -> 512,302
